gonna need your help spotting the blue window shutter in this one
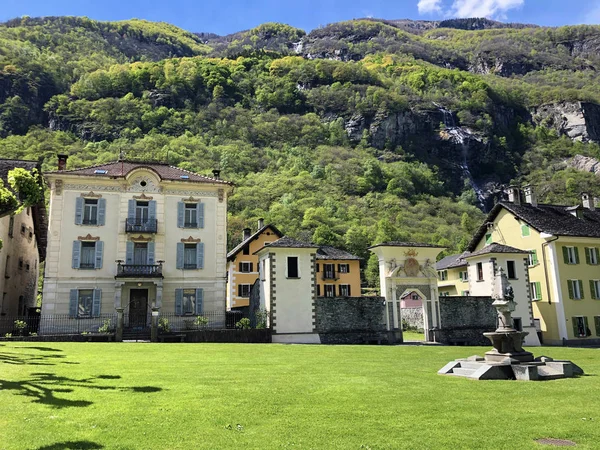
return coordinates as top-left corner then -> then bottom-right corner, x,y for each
95,241 -> 104,269
126,241 -> 134,265
147,242 -> 155,265
195,288 -> 204,315
149,200 -> 157,220
175,289 -> 183,315
128,199 -> 135,220
92,289 -> 101,317
75,197 -> 84,225
177,202 -> 184,228
72,241 -> 81,269
69,289 -> 78,317
176,243 -> 184,269
97,198 -> 106,226
197,242 -> 204,269
197,203 -> 205,229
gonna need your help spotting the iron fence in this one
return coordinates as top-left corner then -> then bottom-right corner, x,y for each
125,218 -> 158,233
116,263 -> 163,277
158,311 -> 229,332
0,314 -> 117,336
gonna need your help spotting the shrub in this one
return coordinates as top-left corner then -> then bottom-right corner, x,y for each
13,319 -> 27,336
236,318 -> 251,330
158,317 -> 170,332
98,319 -> 114,333
195,315 -> 209,327
255,309 -> 268,329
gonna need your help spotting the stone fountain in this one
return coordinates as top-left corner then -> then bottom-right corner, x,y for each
439,269 -> 583,381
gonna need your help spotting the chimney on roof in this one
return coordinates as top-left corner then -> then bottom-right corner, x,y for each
243,228 -> 251,241
582,192 -> 595,211
212,169 -> 221,180
506,185 -> 521,205
257,218 -> 264,230
57,154 -> 68,171
523,185 -> 537,207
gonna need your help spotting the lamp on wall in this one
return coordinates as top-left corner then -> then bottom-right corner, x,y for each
137,282 -> 142,287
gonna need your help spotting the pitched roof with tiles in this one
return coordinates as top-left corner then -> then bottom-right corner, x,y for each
468,200 -> 600,251
227,224 -> 283,261
316,246 -> 362,260
254,236 -> 318,254
435,252 -> 469,270
466,243 -> 530,258
45,160 -> 232,185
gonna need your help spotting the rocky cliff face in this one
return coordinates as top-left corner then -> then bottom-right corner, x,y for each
567,154 -> 600,175
532,102 -> 600,142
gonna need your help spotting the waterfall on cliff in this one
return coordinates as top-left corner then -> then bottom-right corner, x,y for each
434,103 -> 486,210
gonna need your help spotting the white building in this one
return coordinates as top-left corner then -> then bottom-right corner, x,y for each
42,156 -> 232,334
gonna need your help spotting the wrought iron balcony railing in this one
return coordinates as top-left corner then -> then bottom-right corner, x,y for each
125,218 -> 158,233
116,262 -> 163,278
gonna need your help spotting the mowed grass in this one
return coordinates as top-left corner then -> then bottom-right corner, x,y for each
0,343 -> 599,450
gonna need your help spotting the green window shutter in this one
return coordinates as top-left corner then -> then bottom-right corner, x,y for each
584,317 -> 590,336
585,247 -> 591,265
92,289 -> 102,317
562,246 -> 569,264
574,247 -> 580,264
595,316 -> 600,337
485,233 -> 492,244
72,241 -> 81,269
69,289 -> 78,318
532,250 -> 538,265
590,281 -> 597,300
197,203 -> 205,229
177,202 -> 184,228
579,280 -> 585,299
175,289 -> 183,315
74,197 -> 84,225
95,241 -> 103,269
521,225 -> 530,237
567,280 -> 574,299
176,243 -> 184,269
572,317 -> 579,337
97,198 -> 106,226
195,288 -> 204,315
459,272 -> 463,281
536,282 -> 542,300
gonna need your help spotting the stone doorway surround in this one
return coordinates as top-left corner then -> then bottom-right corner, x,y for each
369,242 -> 446,343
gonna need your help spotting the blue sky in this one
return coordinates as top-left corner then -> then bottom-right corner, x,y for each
1,0 -> 599,35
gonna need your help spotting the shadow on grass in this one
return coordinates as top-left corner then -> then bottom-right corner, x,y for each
0,372 -> 163,409
0,350 -> 66,366
20,346 -> 64,352
37,440 -> 104,449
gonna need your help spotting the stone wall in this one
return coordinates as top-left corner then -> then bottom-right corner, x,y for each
437,296 -> 496,346
315,296 -> 389,344
401,307 -> 424,331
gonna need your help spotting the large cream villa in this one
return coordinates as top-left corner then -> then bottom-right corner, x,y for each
42,156 -> 232,333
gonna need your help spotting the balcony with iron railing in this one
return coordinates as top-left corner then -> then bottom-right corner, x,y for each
116,261 -> 163,278
125,218 -> 158,233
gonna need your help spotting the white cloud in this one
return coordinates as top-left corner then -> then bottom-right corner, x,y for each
418,0 -> 443,14
451,0 -> 524,19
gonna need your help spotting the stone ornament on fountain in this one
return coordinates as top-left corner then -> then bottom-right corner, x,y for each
438,268 -> 584,381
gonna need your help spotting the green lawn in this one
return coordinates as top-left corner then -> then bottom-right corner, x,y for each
1,343 -> 599,450
402,330 -> 425,341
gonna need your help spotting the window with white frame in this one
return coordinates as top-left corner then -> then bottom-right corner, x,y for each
590,280 -> 600,300
238,284 -> 251,298
239,262 -> 253,273
438,270 -> 448,281
80,242 -> 97,269
83,199 -> 98,225
77,289 -> 94,317
182,289 -> 196,314
528,249 -> 538,266
568,279 -> 584,299
338,264 -> 350,274
287,257 -> 299,278
339,284 -> 351,297
184,203 -> 198,228
324,284 -> 336,297
530,281 -> 542,301
323,263 -> 335,279
572,316 -> 589,338
184,244 -> 197,269
506,261 -> 517,280
459,271 -> 468,281
586,247 -> 599,265
564,246 -> 579,265
476,262 -> 484,281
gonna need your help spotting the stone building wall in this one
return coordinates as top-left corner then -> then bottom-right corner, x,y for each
401,307 -> 424,331
437,296 -> 496,346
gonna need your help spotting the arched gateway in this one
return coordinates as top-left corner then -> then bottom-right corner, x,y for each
369,242 -> 446,342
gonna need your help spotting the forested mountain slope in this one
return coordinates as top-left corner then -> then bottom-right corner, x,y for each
2,16 -> 600,283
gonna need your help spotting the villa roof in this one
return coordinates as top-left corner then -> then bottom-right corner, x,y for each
254,236 -> 318,253
435,252 -> 469,270
316,246 -> 362,260
465,243 -> 530,258
227,224 -> 283,261
369,241 -> 446,250
45,160 -> 232,185
468,200 -> 600,251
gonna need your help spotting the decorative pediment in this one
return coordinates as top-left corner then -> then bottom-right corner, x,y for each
80,191 -> 102,198
404,248 -> 419,257
133,192 -> 154,200
77,234 -> 100,241
181,236 -> 201,243
181,196 -> 200,203
130,235 -> 153,242
55,180 -> 63,196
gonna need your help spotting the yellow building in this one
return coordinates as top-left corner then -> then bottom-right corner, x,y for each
226,221 -> 282,310
467,186 -> 600,345
435,252 -> 470,296
315,246 -> 362,298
